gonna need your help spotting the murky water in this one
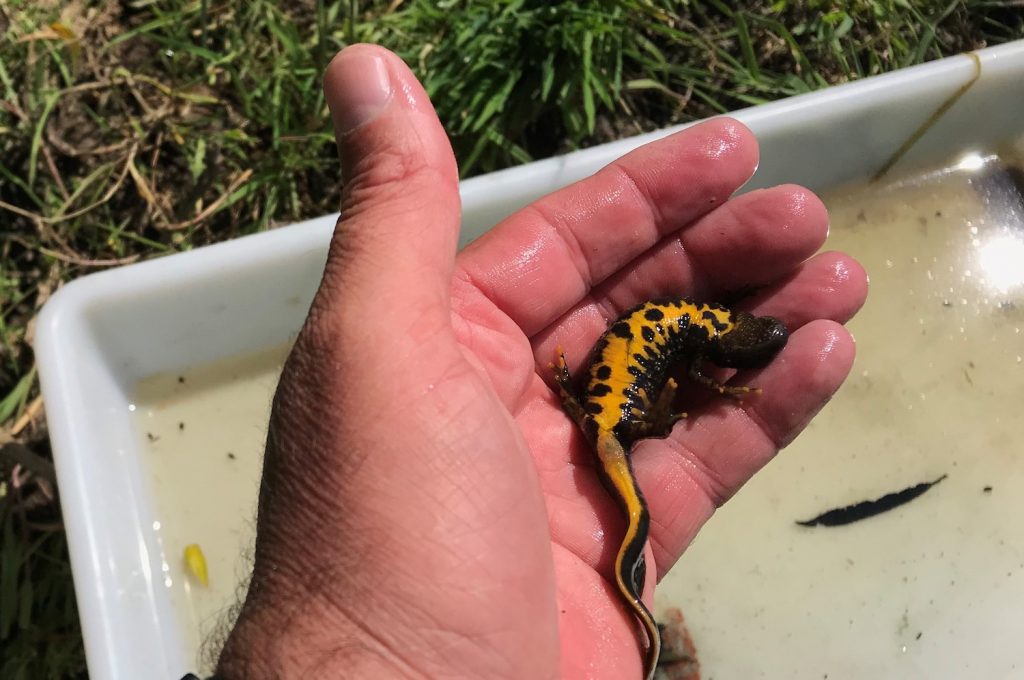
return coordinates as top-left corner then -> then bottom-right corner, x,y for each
658,151 -> 1024,679
133,344 -> 289,672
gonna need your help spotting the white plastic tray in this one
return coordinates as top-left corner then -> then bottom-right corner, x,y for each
35,41 -> 1024,679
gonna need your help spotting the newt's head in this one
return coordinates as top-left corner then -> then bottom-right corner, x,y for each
709,312 -> 788,368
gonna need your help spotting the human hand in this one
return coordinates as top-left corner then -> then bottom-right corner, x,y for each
215,44 -> 867,680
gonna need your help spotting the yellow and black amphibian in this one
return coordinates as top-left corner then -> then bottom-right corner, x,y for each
553,297 -> 788,680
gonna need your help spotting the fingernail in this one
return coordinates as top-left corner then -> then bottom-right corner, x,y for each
327,47 -> 393,136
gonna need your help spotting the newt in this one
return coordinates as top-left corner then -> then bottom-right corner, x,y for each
552,297 -> 788,679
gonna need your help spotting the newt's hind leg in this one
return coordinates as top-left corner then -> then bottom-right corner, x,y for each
623,377 -> 687,441
689,356 -> 762,397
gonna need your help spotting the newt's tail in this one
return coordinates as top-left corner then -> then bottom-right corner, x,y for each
636,597 -> 661,680
620,519 -> 661,680
594,432 -> 662,679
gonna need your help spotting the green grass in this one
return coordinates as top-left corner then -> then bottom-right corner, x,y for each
1,502 -> 85,680
1,1 -> 1021,676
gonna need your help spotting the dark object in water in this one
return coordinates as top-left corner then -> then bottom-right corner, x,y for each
656,607 -> 700,680
796,474 -> 947,528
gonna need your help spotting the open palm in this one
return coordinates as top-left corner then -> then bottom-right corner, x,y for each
216,45 -> 867,680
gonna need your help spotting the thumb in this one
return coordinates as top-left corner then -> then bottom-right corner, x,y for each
319,44 -> 460,320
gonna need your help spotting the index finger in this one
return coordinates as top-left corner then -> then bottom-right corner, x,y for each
455,118 -> 759,337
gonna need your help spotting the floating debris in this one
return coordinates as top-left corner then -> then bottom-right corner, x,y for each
797,475 -> 947,528
184,543 -> 209,586
656,607 -> 700,680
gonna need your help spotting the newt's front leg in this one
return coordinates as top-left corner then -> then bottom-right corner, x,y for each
688,355 -> 762,397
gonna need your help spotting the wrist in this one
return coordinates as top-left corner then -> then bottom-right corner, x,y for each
215,586 -> 414,679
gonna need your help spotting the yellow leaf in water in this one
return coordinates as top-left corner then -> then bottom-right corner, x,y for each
184,543 -> 209,587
